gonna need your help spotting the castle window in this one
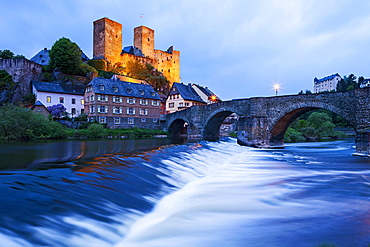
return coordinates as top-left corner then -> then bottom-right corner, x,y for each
174,61 -> 176,64
148,38 -> 150,41
168,69 -> 170,72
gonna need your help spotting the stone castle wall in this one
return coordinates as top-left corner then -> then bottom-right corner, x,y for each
93,18 -> 180,84
0,58 -> 43,103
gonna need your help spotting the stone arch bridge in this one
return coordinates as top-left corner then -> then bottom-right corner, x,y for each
162,88 -> 370,157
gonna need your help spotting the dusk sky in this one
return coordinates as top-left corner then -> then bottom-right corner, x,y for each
2,0 -> 370,100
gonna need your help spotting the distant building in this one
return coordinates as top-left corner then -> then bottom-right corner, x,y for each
166,83 -> 216,113
360,79 -> 370,88
30,48 -> 90,66
30,101 -> 50,117
84,77 -> 161,129
313,73 -> 341,93
32,81 -> 85,117
92,17 -> 180,86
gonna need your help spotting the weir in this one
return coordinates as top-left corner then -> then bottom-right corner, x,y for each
163,88 -> 370,157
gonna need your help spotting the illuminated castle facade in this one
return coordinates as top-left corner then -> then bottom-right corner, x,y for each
93,17 -> 180,84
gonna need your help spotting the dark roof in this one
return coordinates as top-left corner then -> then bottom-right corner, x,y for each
122,46 -> 144,57
30,48 -> 90,66
33,100 -> 45,106
314,73 -> 340,83
87,77 -> 161,100
169,83 -> 206,103
194,84 -> 221,101
32,81 -> 85,95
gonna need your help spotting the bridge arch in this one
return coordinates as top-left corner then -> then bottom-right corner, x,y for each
167,117 -> 191,136
268,102 -> 356,147
203,108 -> 241,140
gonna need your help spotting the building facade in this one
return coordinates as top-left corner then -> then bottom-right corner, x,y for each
32,81 -> 85,117
84,77 -> 161,129
165,83 -> 220,113
92,17 -> 180,86
313,73 -> 341,93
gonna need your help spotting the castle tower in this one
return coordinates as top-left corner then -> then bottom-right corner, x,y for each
93,18 -> 122,64
134,26 -> 155,58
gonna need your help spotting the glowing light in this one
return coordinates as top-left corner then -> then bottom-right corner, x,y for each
273,83 -> 281,96
210,95 -> 217,101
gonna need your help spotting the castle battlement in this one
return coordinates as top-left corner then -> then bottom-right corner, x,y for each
93,17 -> 180,84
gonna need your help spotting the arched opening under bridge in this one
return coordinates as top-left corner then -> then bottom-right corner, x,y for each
203,111 -> 239,141
167,119 -> 189,137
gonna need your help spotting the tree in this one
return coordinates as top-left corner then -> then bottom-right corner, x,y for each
0,50 -> 25,59
336,74 -> 359,92
125,60 -> 170,93
0,70 -> 16,104
48,37 -> 97,77
47,104 -> 67,119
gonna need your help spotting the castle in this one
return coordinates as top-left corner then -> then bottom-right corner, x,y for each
93,17 -> 180,85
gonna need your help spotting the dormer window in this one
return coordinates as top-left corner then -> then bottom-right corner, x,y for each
127,88 -> 132,94
99,85 -> 105,91
151,92 -> 156,96
139,90 -> 144,95
113,87 -> 118,93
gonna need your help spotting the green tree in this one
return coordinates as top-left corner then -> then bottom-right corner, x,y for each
125,60 -> 170,93
48,37 -> 97,77
0,50 -> 14,59
336,74 -> 359,92
0,70 -> 16,104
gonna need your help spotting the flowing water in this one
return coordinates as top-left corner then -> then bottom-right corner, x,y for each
0,138 -> 369,247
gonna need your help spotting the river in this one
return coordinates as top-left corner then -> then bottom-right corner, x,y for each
0,138 -> 369,247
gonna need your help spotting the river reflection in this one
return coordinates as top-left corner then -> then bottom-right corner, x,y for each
0,138 -> 184,170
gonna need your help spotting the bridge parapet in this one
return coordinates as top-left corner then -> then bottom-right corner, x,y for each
163,88 -> 370,156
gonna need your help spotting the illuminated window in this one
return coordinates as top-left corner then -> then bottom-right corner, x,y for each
59,97 -> 64,103
46,96 -> 51,103
99,117 -> 106,123
114,117 -> 120,124
81,99 -> 85,105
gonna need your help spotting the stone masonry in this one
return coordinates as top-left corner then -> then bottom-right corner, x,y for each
162,88 -> 370,157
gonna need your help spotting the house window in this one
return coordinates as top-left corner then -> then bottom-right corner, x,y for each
99,116 -> 106,123
97,105 -> 108,113
81,99 -> 85,105
90,95 -> 95,101
128,117 -> 134,124
169,102 -> 174,108
113,96 -> 123,103
153,118 -> 158,123
97,95 -> 108,102
140,99 -> 148,105
46,96 -> 51,103
113,106 -> 123,114
139,108 -> 148,115
99,85 -> 105,91
185,102 -> 189,106
114,117 -> 120,124
139,90 -> 144,95
141,118 -> 146,122
89,117 -> 94,122
59,97 -> 64,103
71,108 -> 76,115
176,94 -> 179,99
179,102 -> 183,107
126,107 -> 136,115
113,87 -> 118,93
152,100 -> 160,106
127,98 -> 136,104
151,92 -> 156,96
72,98 -> 76,104
86,86 -> 92,92
127,88 -> 132,94
89,105 -> 94,113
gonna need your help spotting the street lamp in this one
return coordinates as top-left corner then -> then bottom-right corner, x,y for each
273,83 -> 281,96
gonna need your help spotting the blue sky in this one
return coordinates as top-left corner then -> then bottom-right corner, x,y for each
2,0 -> 370,100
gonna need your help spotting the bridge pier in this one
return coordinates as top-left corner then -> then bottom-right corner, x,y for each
353,131 -> 370,157
236,116 -> 279,148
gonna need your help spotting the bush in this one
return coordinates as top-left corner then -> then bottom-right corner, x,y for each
0,104 -> 68,140
86,123 -> 107,138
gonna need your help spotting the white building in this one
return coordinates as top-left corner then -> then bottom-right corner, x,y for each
313,73 -> 341,93
32,81 -> 85,117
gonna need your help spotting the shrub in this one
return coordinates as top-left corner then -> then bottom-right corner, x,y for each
86,123 -> 107,138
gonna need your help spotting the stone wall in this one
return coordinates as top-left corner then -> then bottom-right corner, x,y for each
0,58 -> 43,103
